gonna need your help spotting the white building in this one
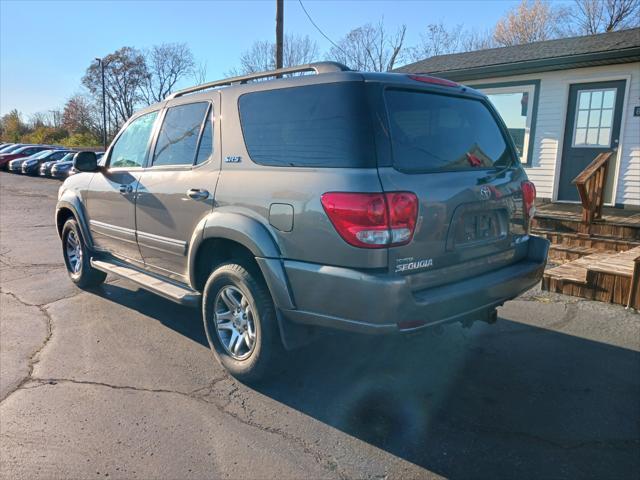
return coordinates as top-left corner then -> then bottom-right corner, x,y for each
398,28 -> 640,208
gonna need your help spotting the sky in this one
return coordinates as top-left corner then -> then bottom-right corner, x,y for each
1,0 -> 530,118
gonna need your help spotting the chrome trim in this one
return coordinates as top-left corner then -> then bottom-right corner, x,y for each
136,230 -> 187,256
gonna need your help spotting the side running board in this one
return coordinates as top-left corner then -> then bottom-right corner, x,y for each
90,258 -> 201,307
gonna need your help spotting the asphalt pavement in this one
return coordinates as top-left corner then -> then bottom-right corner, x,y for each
1,171 -> 638,479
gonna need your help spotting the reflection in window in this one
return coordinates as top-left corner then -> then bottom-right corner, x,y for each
153,102 -> 209,166
110,111 -> 158,168
573,89 -> 615,148
484,84 -> 535,164
195,110 -> 213,165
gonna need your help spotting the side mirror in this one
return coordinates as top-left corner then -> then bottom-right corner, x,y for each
73,151 -> 99,172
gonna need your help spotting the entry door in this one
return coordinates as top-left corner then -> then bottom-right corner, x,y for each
86,110 -> 160,263
557,80 -> 625,202
135,100 -> 218,280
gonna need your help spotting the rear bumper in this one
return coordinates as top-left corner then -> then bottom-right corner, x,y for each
279,235 -> 549,334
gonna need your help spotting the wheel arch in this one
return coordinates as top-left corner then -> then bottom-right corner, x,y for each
55,197 -> 94,248
188,211 -> 295,311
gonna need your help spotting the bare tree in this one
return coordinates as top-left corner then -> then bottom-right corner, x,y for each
192,61 -> 208,84
228,34 -> 319,76
410,23 -> 464,61
62,94 -> 103,138
329,19 -> 407,72
141,43 -> 195,103
461,28 -> 497,52
28,112 -> 50,129
494,0 -> 564,46
82,47 -> 148,128
571,0 -> 640,34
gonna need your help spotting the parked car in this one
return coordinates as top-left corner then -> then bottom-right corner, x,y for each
0,145 -> 51,170
0,143 -> 18,153
9,149 -> 55,173
22,149 -> 73,175
56,63 -> 549,382
40,151 -> 76,177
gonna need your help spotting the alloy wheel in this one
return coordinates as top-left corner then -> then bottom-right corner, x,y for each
213,286 -> 257,360
65,230 -> 83,274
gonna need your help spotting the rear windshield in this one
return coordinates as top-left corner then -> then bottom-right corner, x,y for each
239,82 -> 374,168
385,89 -> 513,173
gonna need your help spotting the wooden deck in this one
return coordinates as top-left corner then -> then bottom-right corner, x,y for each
534,203 -> 640,240
535,203 -> 640,309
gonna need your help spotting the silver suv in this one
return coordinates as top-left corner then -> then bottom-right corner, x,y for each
56,62 -> 549,381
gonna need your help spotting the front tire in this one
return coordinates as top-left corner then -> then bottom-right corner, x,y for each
61,219 -> 106,288
202,262 -> 283,383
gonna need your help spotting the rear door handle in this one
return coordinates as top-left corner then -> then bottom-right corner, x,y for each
187,188 -> 210,201
119,184 -> 133,194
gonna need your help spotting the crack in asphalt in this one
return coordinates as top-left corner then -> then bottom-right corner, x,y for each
11,375 -> 350,479
0,283 -> 348,477
462,420 -> 640,451
0,291 -> 55,403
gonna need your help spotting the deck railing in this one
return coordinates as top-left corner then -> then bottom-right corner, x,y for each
572,151 -> 614,226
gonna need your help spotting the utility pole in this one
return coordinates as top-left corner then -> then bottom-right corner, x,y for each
95,57 -> 107,150
276,0 -> 283,70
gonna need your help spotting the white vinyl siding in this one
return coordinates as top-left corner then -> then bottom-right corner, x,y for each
468,62 -> 640,207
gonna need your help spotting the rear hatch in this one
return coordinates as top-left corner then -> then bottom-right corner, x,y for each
374,82 -> 531,290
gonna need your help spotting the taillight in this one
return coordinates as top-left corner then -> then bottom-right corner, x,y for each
521,181 -> 536,229
408,74 -> 459,88
321,192 -> 418,248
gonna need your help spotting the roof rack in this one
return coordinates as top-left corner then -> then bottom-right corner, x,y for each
165,61 -> 351,100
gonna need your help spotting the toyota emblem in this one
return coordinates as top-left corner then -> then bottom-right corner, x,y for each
479,186 -> 492,200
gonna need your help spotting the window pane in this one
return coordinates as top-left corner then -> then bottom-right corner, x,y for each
586,128 -> 599,145
598,128 -> 611,146
239,83 -> 374,168
590,91 -> 603,109
602,90 -> 615,108
578,91 -> 591,109
110,111 -> 158,168
600,109 -> 613,128
486,91 -> 529,160
153,102 -> 208,166
588,109 -> 601,128
575,128 -> 587,145
576,110 -> 589,128
386,89 -> 511,172
195,111 -> 213,165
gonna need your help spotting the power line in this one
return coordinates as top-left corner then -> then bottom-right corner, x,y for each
297,0 -> 350,60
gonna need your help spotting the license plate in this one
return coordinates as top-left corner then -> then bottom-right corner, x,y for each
459,212 -> 499,244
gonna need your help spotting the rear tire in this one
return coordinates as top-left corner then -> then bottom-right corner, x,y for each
61,218 -> 106,288
202,261 -> 284,383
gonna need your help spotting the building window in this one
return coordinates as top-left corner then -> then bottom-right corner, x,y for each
573,88 -> 616,148
481,84 -> 536,165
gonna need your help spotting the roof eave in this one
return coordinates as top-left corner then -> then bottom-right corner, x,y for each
403,47 -> 640,82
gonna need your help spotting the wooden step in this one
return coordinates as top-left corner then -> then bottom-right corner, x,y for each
532,216 -> 640,241
542,246 -> 640,308
547,244 -> 599,262
532,228 -> 640,251
91,258 -> 201,307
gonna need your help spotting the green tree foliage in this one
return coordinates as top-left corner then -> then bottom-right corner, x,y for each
0,109 -> 27,142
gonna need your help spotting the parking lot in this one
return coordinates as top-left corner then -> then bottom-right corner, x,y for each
0,171 -> 638,479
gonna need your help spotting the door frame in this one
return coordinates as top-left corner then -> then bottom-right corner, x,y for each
551,73 -> 631,206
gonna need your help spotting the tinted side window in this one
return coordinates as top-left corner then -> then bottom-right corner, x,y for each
110,111 -> 158,168
385,90 -> 512,173
239,83 -> 374,168
195,110 -> 213,165
153,102 -> 209,166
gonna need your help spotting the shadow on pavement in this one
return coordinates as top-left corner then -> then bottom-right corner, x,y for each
93,283 -> 640,479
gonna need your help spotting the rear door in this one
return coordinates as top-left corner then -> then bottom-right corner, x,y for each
377,86 -> 529,288
135,98 -> 218,281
